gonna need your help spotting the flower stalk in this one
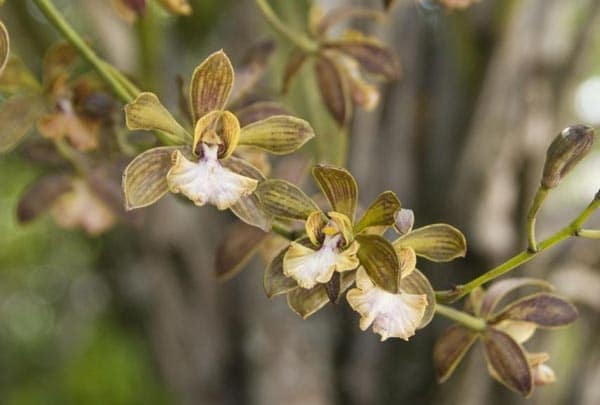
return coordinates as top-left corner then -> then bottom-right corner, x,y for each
526,186 -> 549,252
435,304 -> 486,331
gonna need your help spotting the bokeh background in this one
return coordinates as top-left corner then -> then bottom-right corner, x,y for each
1,0 -> 600,404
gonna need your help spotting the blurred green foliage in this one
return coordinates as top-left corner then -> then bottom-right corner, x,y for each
0,156 -> 171,404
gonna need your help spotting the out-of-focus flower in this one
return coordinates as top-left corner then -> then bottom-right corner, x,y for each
122,50 -> 314,230
434,278 -> 579,397
283,4 -> 401,126
0,43 -> 112,153
17,162 -> 133,236
111,0 -> 191,23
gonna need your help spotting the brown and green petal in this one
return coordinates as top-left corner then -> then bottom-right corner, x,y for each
264,247 -> 299,298
190,50 -> 233,121
287,271 -> 355,319
315,54 -> 352,126
0,56 -> 42,94
482,328 -> 533,397
433,325 -> 478,383
489,293 -> 578,328
355,234 -> 399,293
256,179 -> 320,220
393,224 -> 467,263
0,93 -> 45,153
479,277 -> 555,318
216,222 -> 268,281
312,164 -> 358,222
354,190 -> 401,233
324,33 -> 401,80
122,146 -> 184,210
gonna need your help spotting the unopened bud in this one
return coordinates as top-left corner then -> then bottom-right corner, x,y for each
394,208 -> 414,235
541,125 -> 595,189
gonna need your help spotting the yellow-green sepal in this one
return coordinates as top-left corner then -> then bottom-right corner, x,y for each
256,179 -> 320,220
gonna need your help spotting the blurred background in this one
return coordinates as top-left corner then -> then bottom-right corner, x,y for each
1,0 -> 600,404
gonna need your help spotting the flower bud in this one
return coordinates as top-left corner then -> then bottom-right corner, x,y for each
394,208 -> 415,235
541,125 -> 595,189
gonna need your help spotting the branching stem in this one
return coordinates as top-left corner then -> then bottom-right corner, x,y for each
437,197 -> 600,303
435,304 -> 486,331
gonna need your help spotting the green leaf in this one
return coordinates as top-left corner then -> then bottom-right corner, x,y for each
483,328 -> 533,397
433,325 -> 478,383
354,191 -> 401,233
216,222 -> 268,281
490,293 -> 578,328
479,278 -> 555,318
222,156 -> 273,231
355,234 -> 398,293
122,146 -> 182,210
0,94 -> 44,153
238,115 -> 315,155
400,268 -> 434,328
0,21 -> 9,76
190,50 -> 233,121
264,247 -> 298,298
256,179 -> 320,220
393,224 -> 467,262
312,164 -> 358,222
124,92 -> 191,144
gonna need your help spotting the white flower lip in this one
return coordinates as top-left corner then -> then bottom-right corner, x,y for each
283,234 -> 360,290
166,143 -> 258,210
347,268 -> 427,341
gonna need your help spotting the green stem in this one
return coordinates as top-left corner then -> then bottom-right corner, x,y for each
437,197 -> 600,303
526,186 -> 549,252
577,229 -> 600,239
255,0 -> 318,53
435,304 -> 486,331
32,0 -> 133,103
